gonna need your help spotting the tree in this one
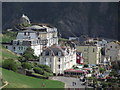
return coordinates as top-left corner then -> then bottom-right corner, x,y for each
2,59 -> 18,72
109,69 -> 118,77
23,47 -> 37,61
38,64 -> 52,73
18,56 -> 25,62
33,67 -> 44,75
21,62 -> 33,70
101,47 -> 105,56
99,67 -> 105,73
43,71 -> 53,77
84,64 -> 88,68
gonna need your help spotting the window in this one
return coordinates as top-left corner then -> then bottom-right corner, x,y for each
19,53 -> 22,55
6,46 -> 8,49
110,46 -> 112,48
28,32 -> 30,36
24,32 -> 26,35
43,52 -> 46,56
58,58 -> 61,62
110,56 -> 112,60
58,65 -> 60,69
58,52 -> 61,56
50,58 -> 52,62
21,47 -> 23,50
45,59 -> 46,64
19,47 -> 20,50
13,47 -> 15,51
93,48 -> 95,52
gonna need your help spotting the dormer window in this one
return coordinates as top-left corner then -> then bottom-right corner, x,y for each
28,32 -> 30,36
24,32 -> 26,35
24,32 -> 30,36
43,52 -> 46,56
58,52 -> 61,56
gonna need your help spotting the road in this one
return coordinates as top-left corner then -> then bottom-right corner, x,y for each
52,76 -> 93,89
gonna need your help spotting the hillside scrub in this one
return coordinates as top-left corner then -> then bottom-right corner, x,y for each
2,59 -> 18,72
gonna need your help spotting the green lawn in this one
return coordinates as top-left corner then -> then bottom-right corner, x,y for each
1,68 -> 64,88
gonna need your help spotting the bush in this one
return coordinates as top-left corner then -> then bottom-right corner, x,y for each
38,64 -> 52,73
33,67 -> 44,75
23,47 -> 35,61
16,61 -> 21,68
21,62 -> 33,70
43,71 -> 50,77
18,56 -> 25,62
2,59 -> 18,72
101,82 -> 108,88
99,67 -> 105,73
109,69 -> 118,77
84,64 -> 88,68
43,71 -> 53,77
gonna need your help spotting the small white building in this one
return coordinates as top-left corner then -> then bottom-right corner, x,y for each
4,30 -> 43,56
85,38 -> 107,47
25,24 -> 58,47
105,41 -> 120,62
39,45 -> 76,75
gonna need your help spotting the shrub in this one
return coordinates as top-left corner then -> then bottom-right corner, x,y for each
21,62 -> 33,70
33,67 -> 44,75
16,61 -> 21,68
2,59 -> 18,72
101,82 -> 108,88
38,64 -> 52,73
23,47 -> 35,61
83,64 -> 88,68
109,69 -> 118,77
99,67 -> 105,73
43,71 -> 50,77
18,56 -> 25,62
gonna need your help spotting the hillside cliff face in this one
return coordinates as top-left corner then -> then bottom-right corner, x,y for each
2,2 -> 118,40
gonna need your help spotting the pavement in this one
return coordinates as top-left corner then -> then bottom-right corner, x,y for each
52,76 -> 93,89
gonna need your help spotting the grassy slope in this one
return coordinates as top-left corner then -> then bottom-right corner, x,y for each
1,68 -> 64,88
0,32 -> 18,65
0,31 -> 17,43
0,45 -> 18,65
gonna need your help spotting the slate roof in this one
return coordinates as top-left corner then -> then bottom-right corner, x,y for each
21,30 -> 37,33
42,46 -> 65,56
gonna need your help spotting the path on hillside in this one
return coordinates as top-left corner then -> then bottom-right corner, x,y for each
0,81 -> 8,89
52,76 -> 92,88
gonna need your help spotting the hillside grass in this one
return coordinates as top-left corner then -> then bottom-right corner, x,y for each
1,31 -> 17,43
0,45 -> 19,65
1,68 -> 64,88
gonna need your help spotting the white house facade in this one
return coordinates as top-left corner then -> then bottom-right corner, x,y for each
25,24 -> 58,48
105,41 -> 120,62
39,45 -> 76,75
4,30 -> 43,56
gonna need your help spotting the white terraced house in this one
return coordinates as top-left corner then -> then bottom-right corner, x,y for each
105,41 -> 120,61
4,30 -> 43,56
39,45 -> 76,75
